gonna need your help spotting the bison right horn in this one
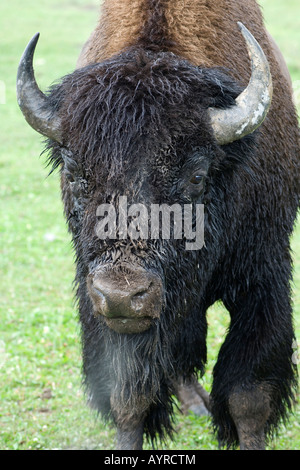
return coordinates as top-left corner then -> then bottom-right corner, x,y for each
208,22 -> 273,146
17,33 -> 63,144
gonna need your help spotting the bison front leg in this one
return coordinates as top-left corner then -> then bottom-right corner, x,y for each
211,283 -> 297,450
228,385 -> 271,450
111,395 -> 145,450
116,422 -> 144,450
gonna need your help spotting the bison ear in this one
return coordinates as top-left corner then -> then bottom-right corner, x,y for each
208,22 -> 273,146
16,33 -> 63,144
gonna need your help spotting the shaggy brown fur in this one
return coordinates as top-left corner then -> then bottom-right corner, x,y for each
80,1 -> 273,80
78,0 -> 292,90
78,0 -> 297,167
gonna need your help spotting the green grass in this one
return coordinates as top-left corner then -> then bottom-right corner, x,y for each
0,0 -> 299,451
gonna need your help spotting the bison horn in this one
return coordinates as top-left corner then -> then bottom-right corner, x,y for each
17,33 -> 62,143
208,22 -> 273,146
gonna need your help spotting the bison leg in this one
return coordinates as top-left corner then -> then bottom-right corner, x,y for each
111,396 -> 145,450
175,377 -> 211,416
116,422 -> 144,450
211,283 -> 296,450
228,385 -> 271,450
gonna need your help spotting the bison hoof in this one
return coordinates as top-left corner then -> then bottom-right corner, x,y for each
188,402 -> 210,417
175,378 -> 211,417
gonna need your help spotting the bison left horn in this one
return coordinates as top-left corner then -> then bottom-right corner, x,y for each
16,33 -> 63,144
208,22 -> 273,146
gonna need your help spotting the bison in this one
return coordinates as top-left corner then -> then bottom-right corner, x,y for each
17,0 -> 299,450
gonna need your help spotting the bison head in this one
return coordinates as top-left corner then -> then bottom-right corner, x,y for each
17,24 -> 272,337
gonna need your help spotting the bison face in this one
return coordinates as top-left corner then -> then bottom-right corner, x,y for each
17,25 -> 272,335
57,108 -> 214,334
46,49 -> 229,334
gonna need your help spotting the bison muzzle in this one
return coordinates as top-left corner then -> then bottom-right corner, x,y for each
87,266 -> 163,334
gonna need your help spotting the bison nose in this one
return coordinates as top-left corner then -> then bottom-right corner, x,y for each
92,279 -> 154,318
87,267 -> 163,333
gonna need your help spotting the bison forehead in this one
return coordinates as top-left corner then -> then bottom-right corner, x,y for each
66,48 -> 231,108
46,49 -> 241,184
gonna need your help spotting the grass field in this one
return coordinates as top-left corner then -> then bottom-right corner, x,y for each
0,0 -> 299,450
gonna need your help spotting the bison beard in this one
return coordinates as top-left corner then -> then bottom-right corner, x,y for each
80,288 -> 179,444
79,259 -> 209,445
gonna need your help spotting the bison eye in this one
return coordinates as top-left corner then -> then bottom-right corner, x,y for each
65,172 -> 75,183
190,175 -> 203,185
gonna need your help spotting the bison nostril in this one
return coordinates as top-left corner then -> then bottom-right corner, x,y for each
133,289 -> 148,299
130,282 -> 153,312
92,286 -> 107,302
92,286 -> 109,311
130,286 -> 152,311
93,287 -> 105,299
